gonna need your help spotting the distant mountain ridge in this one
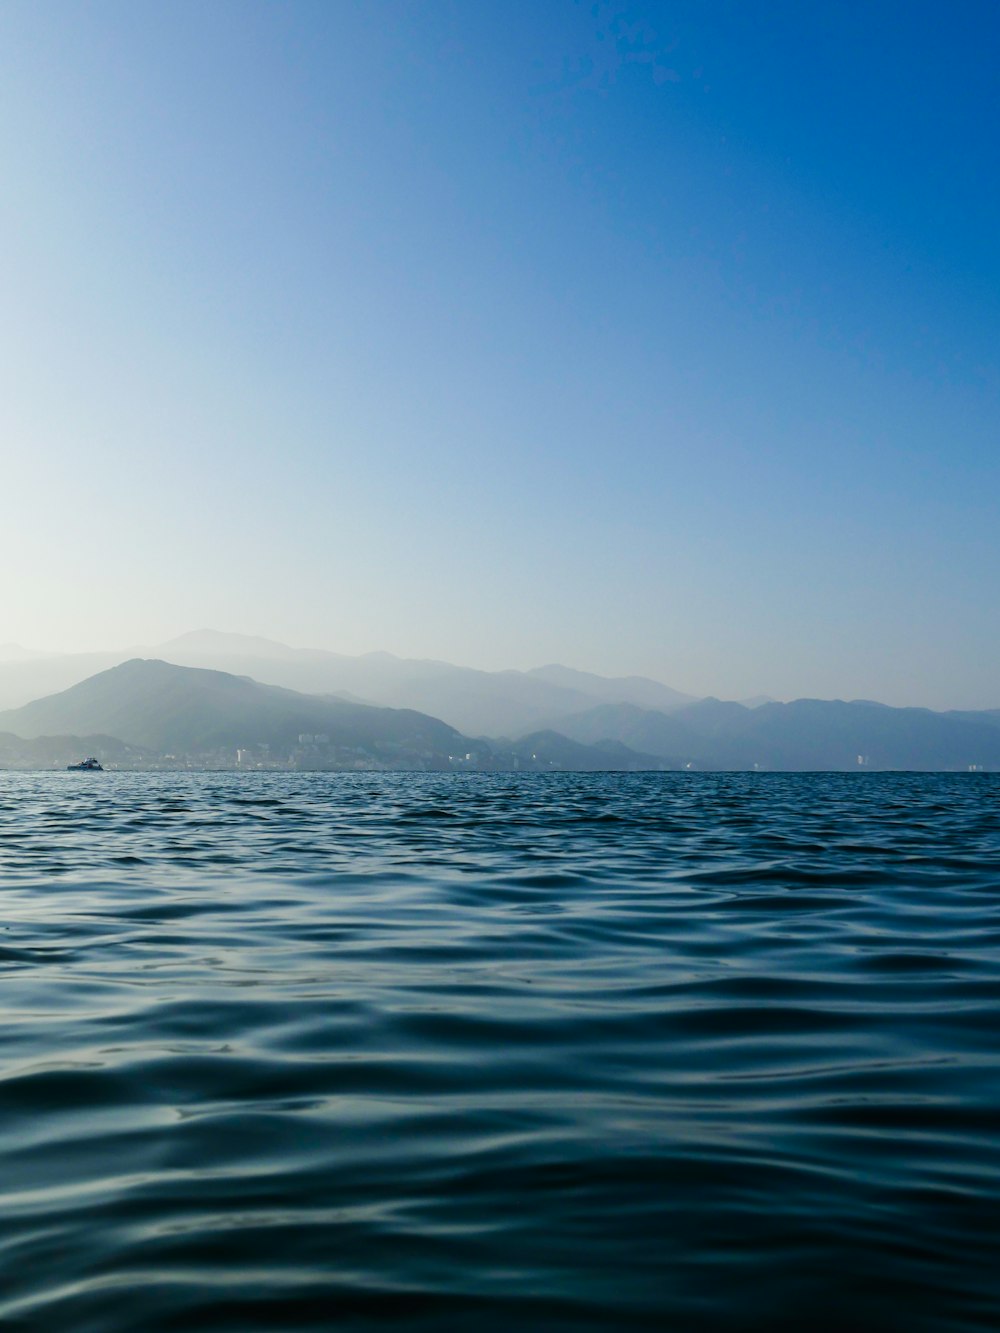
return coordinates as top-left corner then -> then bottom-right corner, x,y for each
1,632 -> 998,770
0,659 -> 474,762
1,657 -> 998,772
0,630 -> 697,735
0,660 -> 660,772
0,643 -> 60,663
547,697 -> 1000,771
523,663 -> 693,712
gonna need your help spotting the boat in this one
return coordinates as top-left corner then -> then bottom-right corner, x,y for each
67,757 -> 103,771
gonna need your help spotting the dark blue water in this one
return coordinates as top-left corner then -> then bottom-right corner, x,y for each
0,772 -> 998,1331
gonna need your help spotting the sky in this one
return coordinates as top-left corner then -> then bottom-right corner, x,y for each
1,0 -> 998,708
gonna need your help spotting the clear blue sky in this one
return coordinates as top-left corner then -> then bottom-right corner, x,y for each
2,1 -> 997,707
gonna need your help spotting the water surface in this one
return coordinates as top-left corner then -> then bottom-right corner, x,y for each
0,771 -> 998,1330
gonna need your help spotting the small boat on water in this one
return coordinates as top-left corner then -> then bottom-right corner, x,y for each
67,757 -> 103,771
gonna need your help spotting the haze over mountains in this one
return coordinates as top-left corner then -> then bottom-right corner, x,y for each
0,660 -> 473,761
0,645 -> 998,773
0,631 -> 697,737
554,698 -> 1000,772
0,660 -> 664,773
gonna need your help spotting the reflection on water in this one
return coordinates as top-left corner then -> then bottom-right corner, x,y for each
0,771 -> 998,1330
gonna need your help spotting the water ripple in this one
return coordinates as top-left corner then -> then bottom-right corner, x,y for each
0,771 -> 998,1330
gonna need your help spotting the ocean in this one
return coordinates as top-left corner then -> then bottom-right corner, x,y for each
0,771 -> 998,1330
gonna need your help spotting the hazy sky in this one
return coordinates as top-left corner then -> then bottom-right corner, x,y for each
2,1 -> 998,707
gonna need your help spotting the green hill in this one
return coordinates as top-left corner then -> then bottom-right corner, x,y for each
0,659 -> 475,765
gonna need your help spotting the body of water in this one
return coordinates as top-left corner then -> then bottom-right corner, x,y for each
0,771 -> 998,1330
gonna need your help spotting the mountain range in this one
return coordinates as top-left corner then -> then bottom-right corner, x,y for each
0,659 -> 669,772
552,698 -> 1000,771
0,630 -> 696,737
0,659 -> 489,770
0,651 -> 997,772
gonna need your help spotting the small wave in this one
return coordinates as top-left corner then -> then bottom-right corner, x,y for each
0,771 -> 998,1330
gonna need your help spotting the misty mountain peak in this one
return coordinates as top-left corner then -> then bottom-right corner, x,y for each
0,643 -> 57,662
156,630 -> 300,660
